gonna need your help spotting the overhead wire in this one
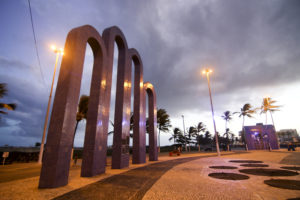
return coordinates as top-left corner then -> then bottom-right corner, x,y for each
27,0 -> 47,87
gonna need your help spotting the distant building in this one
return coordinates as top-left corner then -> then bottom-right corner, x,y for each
276,129 -> 299,144
243,123 -> 279,150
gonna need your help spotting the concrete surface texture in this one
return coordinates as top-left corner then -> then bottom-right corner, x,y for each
0,150 -> 299,200
143,151 -> 300,200
38,25 -> 158,188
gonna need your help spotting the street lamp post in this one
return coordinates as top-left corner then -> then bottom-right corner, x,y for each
38,45 -> 64,164
202,69 -> 220,157
181,115 -> 187,151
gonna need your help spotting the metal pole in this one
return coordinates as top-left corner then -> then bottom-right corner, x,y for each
182,115 -> 187,151
205,73 -> 221,156
38,52 -> 60,164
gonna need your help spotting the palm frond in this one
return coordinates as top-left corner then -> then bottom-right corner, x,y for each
0,83 -> 8,98
0,103 -> 17,110
0,110 -> 7,114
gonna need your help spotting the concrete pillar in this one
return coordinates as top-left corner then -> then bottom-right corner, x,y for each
39,25 -> 108,188
102,27 -> 131,169
128,49 -> 146,164
144,82 -> 158,161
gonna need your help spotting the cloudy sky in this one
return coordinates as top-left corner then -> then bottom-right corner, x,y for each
0,0 -> 299,147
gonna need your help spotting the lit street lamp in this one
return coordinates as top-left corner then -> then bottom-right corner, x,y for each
38,45 -> 64,164
202,68 -> 220,156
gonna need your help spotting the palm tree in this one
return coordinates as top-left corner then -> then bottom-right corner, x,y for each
109,113 -> 134,137
204,131 -> 212,145
186,126 -> 197,152
221,111 -> 232,130
169,127 -> 182,145
260,97 -> 280,128
176,132 -> 186,148
157,108 -> 172,152
108,120 -> 115,135
195,122 -> 206,152
234,103 -> 256,150
74,95 -> 89,137
0,83 -> 17,116
222,111 -> 233,151
71,95 -> 89,161
223,128 -> 234,151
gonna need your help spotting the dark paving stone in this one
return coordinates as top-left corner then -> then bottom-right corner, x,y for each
53,155 -> 213,200
280,152 -> 300,165
240,164 -> 269,167
209,166 -> 238,169
264,179 -> 300,190
281,166 -> 300,171
229,160 -> 263,163
239,168 -> 299,176
208,172 -> 249,180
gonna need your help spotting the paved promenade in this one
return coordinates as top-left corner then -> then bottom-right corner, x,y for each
0,150 -> 299,200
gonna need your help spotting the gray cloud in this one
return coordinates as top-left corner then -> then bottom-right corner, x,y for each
1,0 -> 299,145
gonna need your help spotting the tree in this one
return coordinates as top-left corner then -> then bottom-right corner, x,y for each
175,132 -> 186,147
109,113 -> 134,137
196,134 -> 204,149
156,108 -> 172,152
260,97 -> 280,128
223,128 -> 234,151
73,95 -> 89,138
234,103 -> 256,150
169,127 -> 182,145
221,111 -> 232,130
35,142 -> 41,147
186,126 -> 197,152
221,111 -> 233,151
0,83 -> 17,116
195,122 -> 206,152
203,131 -> 212,145
71,95 -> 89,160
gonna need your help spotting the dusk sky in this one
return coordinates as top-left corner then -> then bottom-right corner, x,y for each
0,0 -> 299,147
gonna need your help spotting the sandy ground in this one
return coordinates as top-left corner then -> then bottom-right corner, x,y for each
0,150 -> 299,200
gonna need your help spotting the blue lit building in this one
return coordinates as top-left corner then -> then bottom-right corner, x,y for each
243,123 -> 279,150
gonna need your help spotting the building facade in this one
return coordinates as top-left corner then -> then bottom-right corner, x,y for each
243,123 -> 279,150
276,129 -> 299,144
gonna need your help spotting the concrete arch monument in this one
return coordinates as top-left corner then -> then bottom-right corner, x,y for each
128,48 -> 146,164
102,27 -> 131,169
144,82 -> 158,161
38,25 -> 157,188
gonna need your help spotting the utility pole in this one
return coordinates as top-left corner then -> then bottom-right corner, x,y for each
182,115 -> 187,151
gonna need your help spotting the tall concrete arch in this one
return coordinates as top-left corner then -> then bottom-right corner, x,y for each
128,48 -> 146,164
102,27 -> 131,169
144,82 -> 158,161
39,25 -> 109,188
38,25 -> 158,188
